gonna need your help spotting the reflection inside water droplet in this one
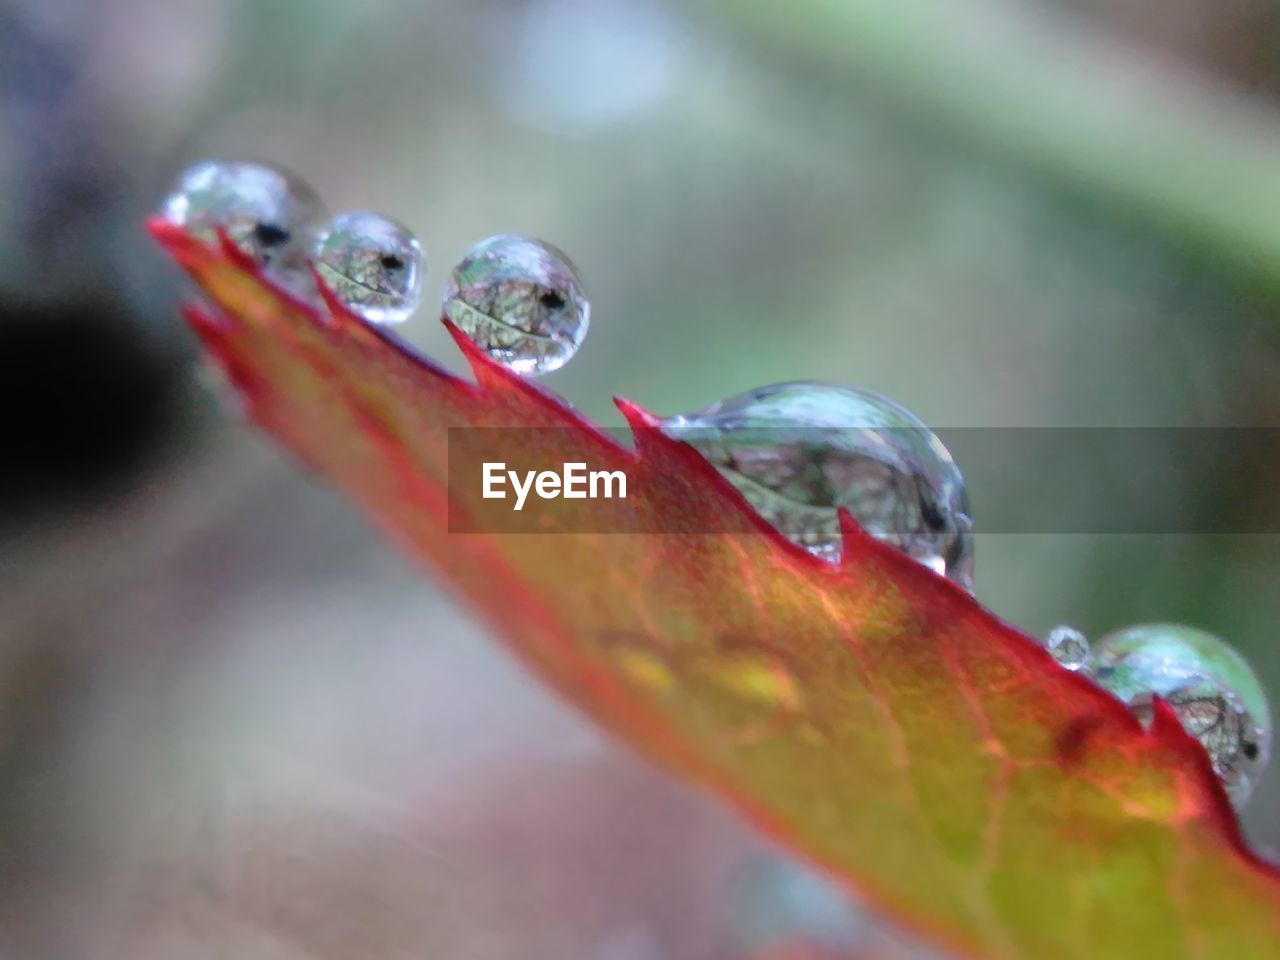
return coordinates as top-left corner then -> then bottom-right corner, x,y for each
1093,623 -> 1271,808
1044,625 -> 1091,672
663,382 -> 973,589
443,235 -> 589,376
161,160 -> 327,287
314,211 -> 424,325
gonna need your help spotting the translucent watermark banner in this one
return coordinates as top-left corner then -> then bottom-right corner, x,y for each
446,427 -> 1280,535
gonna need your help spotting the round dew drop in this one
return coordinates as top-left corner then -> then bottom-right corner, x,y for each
662,382 -> 974,588
443,235 -> 589,376
1044,625 -> 1091,672
161,160 -> 327,279
314,212 -> 425,325
1093,623 -> 1272,808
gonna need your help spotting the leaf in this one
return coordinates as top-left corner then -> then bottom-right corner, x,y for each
151,220 -> 1280,960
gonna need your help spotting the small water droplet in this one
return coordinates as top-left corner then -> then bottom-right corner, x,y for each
314,212 -> 424,325
664,383 -> 973,589
443,235 -> 589,376
1044,625 -> 1091,672
161,161 -> 327,280
1093,623 -> 1272,808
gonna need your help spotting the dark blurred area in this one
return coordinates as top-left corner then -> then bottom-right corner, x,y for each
2,0 -> 1279,957
0,300 -> 176,522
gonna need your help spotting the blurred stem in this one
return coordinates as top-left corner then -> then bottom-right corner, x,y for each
718,0 -> 1280,288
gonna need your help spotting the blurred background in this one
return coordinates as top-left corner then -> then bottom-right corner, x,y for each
2,0 -> 1279,957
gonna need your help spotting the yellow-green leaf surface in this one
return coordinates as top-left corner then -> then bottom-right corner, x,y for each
152,221 -> 1280,960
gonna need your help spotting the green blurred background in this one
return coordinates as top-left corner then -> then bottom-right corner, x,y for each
1,0 -> 1278,957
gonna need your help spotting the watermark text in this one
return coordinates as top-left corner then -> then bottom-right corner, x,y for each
482,462 -> 628,511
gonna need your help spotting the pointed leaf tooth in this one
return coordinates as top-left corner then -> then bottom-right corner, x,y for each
442,317 -> 519,392
180,300 -> 238,336
214,225 -> 257,272
614,396 -> 668,456
147,216 -> 206,267
307,263 -> 356,328
836,506 -> 878,562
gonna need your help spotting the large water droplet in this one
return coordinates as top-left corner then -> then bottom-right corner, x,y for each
1093,623 -> 1271,808
161,161 -> 327,275
314,212 -> 424,325
1044,625 -> 1091,672
664,382 -> 973,588
443,235 -> 589,376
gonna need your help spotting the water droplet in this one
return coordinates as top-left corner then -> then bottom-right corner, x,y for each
664,383 -> 973,588
1093,623 -> 1272,808
161,161 -> 327,276
443,235 -> 589,376
313,212 -> 424,325
1044,625 -> 1091,672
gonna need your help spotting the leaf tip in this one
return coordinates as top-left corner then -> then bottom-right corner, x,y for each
308,263 -> 373,332
614,396 -> 672,457
613,396 -> 661,429
179,300 -> 232,336
837,506 -> 877,560
442,318 -> 511,389
206,225 -> 254,272
145,215 -> 181,245
147,216 -> 207,267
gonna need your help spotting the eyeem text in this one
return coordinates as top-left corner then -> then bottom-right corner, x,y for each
482,462 -> 628,511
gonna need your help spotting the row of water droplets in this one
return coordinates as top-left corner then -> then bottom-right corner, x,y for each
162,160 -> 1272,809
161,160 -> 589,369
